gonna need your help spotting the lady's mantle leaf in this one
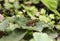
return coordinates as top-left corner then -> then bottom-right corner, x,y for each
0,20 -> 9,31
33,32 -> 53,41
0,31 -> 27,41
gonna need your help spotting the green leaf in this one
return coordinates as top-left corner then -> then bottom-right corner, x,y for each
34,21 -> 51,31
30,39 -> 35,41
0,20 -> 9,31
6,16 -> 16,23
27,11 -> 37,20
33,32 -> 53,41
41,0 -> 58,9
40,9 -> 46,15
55,25 -> 60,30
39,15 -> 51,23
15,15 -> 27,26
4,3 -> 13,9
48,32 -> 58,39
20,21 -> 53,32
20,39 -> 27,41
49,14 -> 55,19
0,31 -> 27,41
21,5 -> 37,19
14,1 -> 20,9
6,23 -> 19,32
30,0 -> 40,4
9,0 -> 15,3
41,0 -> 60,16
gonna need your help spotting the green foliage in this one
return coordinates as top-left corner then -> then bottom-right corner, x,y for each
41,0 -> 60,16
4,3 -> 13,9
33,32 -> 53,41
0,20 -> 9,31
0,30 -> 27,41
30,0 -> 40,4
0,0 -> 60,41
